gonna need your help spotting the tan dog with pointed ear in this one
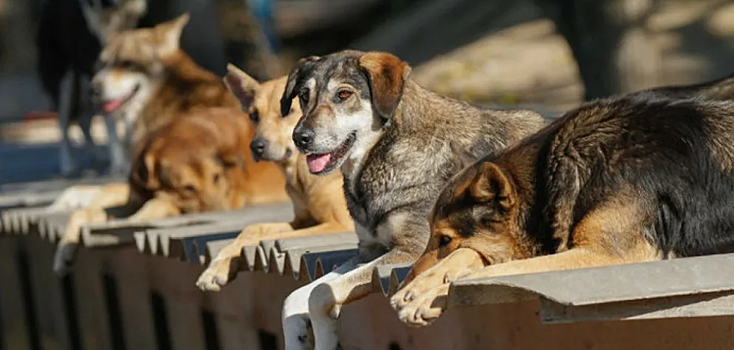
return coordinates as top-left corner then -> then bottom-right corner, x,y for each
278,50 -> 545,350
196,64 -> 354,292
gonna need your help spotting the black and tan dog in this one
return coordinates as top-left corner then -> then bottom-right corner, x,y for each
278,50 -> 546,350
391,76 -> 734,326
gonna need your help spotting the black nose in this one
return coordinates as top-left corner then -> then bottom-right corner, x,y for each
293,128 -> 314,150
90,83 -> 103,100
250,138 -> 268,156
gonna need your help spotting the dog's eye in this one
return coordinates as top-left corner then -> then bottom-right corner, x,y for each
118,60 -> 135,70
249,110 -> 259,123
183,184 -> 197,194
438,235 -> 452,248
337,90 -> 353,101
299,90 -> 309,103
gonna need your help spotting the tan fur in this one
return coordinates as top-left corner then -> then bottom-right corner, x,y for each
196,65 -> 354,292
52,19 -> 287,275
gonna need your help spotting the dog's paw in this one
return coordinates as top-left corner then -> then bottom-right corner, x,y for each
196,257 -> 238,292
53,242 -> 79,276
396,284 -> 449,327
390,269 -> 453,310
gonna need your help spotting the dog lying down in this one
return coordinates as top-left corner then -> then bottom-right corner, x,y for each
53,107 -> 288,274
276,50 -> 546,350
196,64 -> 354,292
391,71 -> 734,327
47,13 -> 237,213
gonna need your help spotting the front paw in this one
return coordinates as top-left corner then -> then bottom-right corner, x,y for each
196,257 -> 239,292
396,284 -> 449,327
390,271 -> 450,310
309,283 -> 341,319
53,242 -> 79,276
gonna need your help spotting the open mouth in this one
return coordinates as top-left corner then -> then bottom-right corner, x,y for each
101,84 -> 140,114
306,132 -> 356,174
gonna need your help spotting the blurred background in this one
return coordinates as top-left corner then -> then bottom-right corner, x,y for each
1,0 -> 734,184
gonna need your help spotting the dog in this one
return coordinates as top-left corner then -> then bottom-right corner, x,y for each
48,13 -> 237,213
53,107 -> 288,274
277,50 -> 546,350
36,0 -> 147,176
195,64 -> 354,292
52,14 -> 287,274
390,75 -> 734,327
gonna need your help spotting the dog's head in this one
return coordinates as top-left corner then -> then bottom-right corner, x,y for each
80,0 -> 147,43
403,151 -> 529,284
280,50 -> 412,175
224,64 -> 302,164
132,114 -> 244,213
91,13 -> 189,121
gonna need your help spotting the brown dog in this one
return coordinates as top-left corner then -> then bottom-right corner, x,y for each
53,107 -> 288,274
49,13 -> 240,212
196,64 -> 354,292
52,15 -> 288,274
392,78 -> 734,326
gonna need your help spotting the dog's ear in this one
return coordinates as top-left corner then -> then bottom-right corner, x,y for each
223,63 -> 261,109
470,162 -> 515,212
449,142 -> 478,172
156,13 -> 190,56
357,52 -> 412,120
215,150 -> 244,169
281,56 -> 320,117
134,153 -> 160,191
124,0 -> 148,17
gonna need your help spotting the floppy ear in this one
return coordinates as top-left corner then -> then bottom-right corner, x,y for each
449,142 -> 478,172
216,150 -> 244,169
136,153 -> 160,190
156,13 -> 190,56
280,55 -> 320,116
357,52 -> 411,120
470,162 -> 515,212
223,63 -> 261,109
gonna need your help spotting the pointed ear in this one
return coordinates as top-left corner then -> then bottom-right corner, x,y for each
156,13 -> 190,56
357,52 -> 411,120
281,55 -> 320,116
223,63 -> 261,109
470,162 -> 515,211
124,0 -> 148,17
449,142 -> 478,172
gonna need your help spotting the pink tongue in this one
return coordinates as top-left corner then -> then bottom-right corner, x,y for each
103,99 -> 125,113
307,153 -> 331,173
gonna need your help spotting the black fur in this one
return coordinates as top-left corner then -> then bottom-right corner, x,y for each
518,97 -> 734,257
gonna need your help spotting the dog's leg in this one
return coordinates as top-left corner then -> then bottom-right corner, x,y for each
197,221 -> 347,291
54,206 -> 109,275
197,222 -> 293,292
86,183 -> 131,208
283,257 -> 359,350
397,201 -> 661,326
390,247 -> 484,310
47,185 -> 104,212
58,70 -> 78,177
127,197 -> 181,223
52,184 -> 133,274
309,249 -> 417,350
